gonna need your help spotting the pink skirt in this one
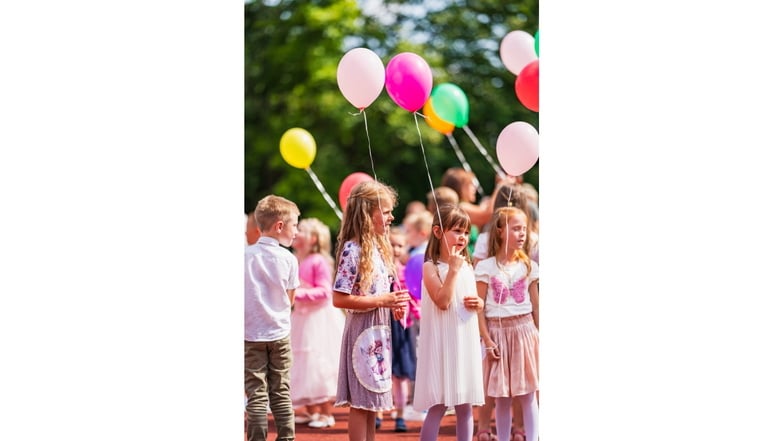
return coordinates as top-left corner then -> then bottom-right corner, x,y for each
483,313 -> 539,397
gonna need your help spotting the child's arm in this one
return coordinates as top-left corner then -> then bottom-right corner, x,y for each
294,259 -> 332,303
529,278 -> 539,329
332,289 -> 409,312
286,288 -> 295,305
476,281 -> 500,360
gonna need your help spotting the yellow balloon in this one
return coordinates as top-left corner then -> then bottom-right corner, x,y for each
423,98 -> 455,135
280,128 -> 317,169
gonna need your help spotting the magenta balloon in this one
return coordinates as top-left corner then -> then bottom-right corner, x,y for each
404,253 -> 425,300
384,52 -> 433,112
496,121 -> 539,176
337,48 -> 386,110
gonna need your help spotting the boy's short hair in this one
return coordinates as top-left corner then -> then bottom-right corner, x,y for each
426,186 -> 460,213
254,195 -> 300,232
403,210 -> 434,233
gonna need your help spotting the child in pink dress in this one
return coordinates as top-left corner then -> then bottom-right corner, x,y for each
290,218 -> 345,428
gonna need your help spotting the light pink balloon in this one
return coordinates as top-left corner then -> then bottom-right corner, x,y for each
384,52 -> 433,112
337,48 -> 386,110
499,30 -> 538,75
496,121 -> 539,176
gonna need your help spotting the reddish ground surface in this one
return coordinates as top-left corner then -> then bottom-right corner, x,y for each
246,405 -> 469,441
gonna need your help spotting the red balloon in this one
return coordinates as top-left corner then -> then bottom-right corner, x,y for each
515,59 -> 539,112
338,172 -> 374,211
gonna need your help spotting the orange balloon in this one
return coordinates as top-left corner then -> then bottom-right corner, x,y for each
423,98 -> 455,135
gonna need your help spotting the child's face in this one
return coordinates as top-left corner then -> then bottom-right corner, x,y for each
439,225 -> 470,255
372,198 -> 395,236
389,233 -> 406,259
404,223 -> 423,247
498,214 -> 527,250
276,216 -> 299,247
290,227 -> 312,253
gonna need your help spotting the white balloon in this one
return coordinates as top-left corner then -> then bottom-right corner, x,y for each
337,48 -> 386,109
496,121 -> 539,176
499,30 -> 538,75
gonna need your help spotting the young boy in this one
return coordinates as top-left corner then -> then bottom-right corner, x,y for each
402,210 -> 434,259
245,195 -> 300,441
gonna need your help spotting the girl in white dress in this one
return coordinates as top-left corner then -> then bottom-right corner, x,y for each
413,204 -> 485,441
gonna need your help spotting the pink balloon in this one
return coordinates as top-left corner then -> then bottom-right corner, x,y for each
499,30 -> 538,75
496,121 -> 539,176
384,52 -> 433,112
337,48 -> 386,110
338,172 -> 374,211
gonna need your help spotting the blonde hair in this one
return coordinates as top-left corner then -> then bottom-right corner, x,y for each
297,218 -> 334,267
424,204 -> 472,265
489,183 -> 537,258
254,195 -> 299,232
334,180 -> 398,294
403,210 -> 434,234
487,206 -> 532,275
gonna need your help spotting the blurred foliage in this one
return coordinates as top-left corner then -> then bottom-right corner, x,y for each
245,0 -> 538,234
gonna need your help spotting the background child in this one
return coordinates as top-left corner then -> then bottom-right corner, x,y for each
332,180 -> 411,441
290,218 -> 345,428
475,207 -> 540,441
244,195 -> 300,441
377,226 -> 420,432
403,210 -> 434,261
413,204 -> 485,441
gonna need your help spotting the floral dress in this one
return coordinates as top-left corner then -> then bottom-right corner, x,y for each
333,240 -> 394,411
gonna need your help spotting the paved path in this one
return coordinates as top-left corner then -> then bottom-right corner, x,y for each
247,405 -> 467,441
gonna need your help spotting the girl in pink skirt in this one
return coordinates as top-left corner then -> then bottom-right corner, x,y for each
474,206 -> 540,441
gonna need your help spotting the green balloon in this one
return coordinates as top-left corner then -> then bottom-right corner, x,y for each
535,30 -> 540,57
430,83 -> 469,128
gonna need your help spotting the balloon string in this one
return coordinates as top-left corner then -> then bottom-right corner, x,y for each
446,133 -> 485,197
413,112 -> 443,233
462,125 -> 507,178
362,109 -> 379,182
305,167 -> 343,221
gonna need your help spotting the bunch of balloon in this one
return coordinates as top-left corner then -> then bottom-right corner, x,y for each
428,82 -> 507,179
496,121 -> 539,177
500,29 -> 539,112
279,128 -> 343,221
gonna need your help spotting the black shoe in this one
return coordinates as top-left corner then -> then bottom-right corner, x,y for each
394,417 -> 407,432
375,416 -> 382,429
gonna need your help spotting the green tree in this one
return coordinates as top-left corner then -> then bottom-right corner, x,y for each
245,0 -> 538,234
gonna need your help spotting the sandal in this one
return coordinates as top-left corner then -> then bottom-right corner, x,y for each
512,429 -> 525,441
476,429 -> 497,441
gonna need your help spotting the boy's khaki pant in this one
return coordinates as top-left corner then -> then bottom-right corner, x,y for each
245,337 -> 294,441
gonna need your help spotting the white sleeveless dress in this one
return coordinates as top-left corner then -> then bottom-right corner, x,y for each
412,260 -> 485,411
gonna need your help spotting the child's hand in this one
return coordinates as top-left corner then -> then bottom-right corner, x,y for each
485,341 -> 501,360
385,290 -> 410,309
448,245 -> 465,272
393,306 -> 406,321
463,295 -> 483,311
